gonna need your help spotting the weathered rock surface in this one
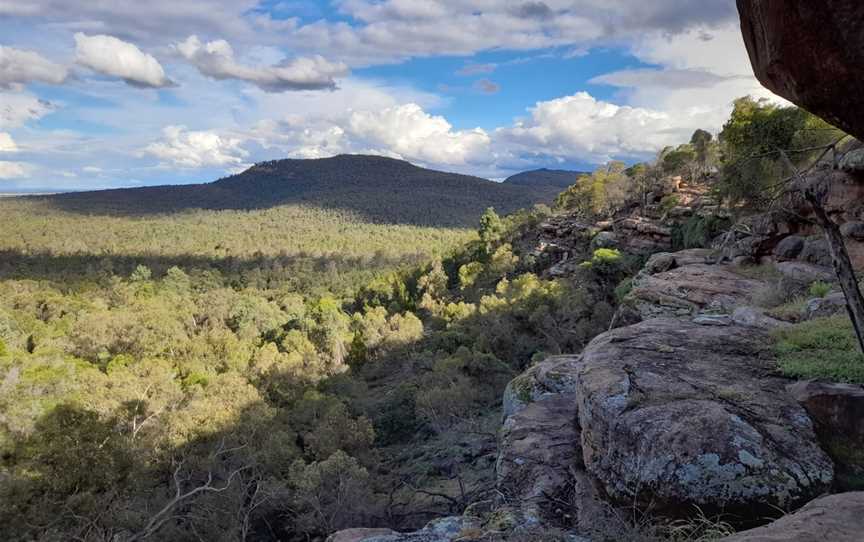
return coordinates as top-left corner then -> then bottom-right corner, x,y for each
731,306 -> 791,330
787,381 -> 864,487
327,528 -> 399,542
326,517 -> 474,542
737,1 -> 864,140
799,237 -> 832,267
805,291 -> 847,320
497,356 -> 587,528
576,318 -> 834,512
775,261 -> 835,285
624,263 -> 766,321
718,492 -> 864,542
773,236 -> 804,261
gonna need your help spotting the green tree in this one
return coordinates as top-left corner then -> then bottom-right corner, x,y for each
718,96 -> 842,206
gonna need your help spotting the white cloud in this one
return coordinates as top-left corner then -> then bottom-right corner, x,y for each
74,33 -> 173,88
589,23 -> 783,136
590,68 -> 739,89
286,0 -> 737,65
174,35 -> 348,91
144,125 -> 249,168
0,45 -> 68,89
0,132 -> 18,152
0,161 -> 28,179
0,91 -> 55,129
348,104 -> 490,165
497,92 -> 690,163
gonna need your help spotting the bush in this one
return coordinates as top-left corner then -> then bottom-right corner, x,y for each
580,248 -> 623,275
659,194 -> 680,215
809,281 -> 832,298
773,315 -> 864,383
671,215 -> 730,250
614,277 -> 634,303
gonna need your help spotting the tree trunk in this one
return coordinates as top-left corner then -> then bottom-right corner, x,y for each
805,190 -> 864,354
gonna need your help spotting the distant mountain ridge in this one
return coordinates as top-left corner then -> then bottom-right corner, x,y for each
42,154 -> 562,227
504,168 -> 586,188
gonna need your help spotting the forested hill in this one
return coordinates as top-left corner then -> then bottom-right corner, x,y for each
503,167 -> 587,188
41,154 -> 562,227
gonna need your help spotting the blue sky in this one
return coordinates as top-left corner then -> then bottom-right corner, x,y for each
0,0 -> 777,190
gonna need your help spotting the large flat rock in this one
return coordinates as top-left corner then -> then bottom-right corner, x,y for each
575,318 -> 833,512
719,492 -> 864,542
625,264 -> 766,320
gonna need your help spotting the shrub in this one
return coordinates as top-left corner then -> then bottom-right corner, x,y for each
614,277 -> 634,303
659,194 -> 680,215
671,215 -> 730,250
580,248 -> 623,275
809,281 -> 832,298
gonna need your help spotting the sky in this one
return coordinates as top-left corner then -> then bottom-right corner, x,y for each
0,0 -> 780,191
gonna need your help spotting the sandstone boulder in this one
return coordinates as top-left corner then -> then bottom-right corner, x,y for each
624,263 -> 766,320
775,261 -> 835,285
497,356 -> 584,527
719,492 -> 864,542
799,237 -> 832,267
737,1 -> 864,140
773,236 -> 804,261
576,318 -> 834,513
787,381 -> 864,487
804,291 -> 847,320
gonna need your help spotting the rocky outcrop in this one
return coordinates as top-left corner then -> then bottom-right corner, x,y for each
719,491 -> 864,542
623,261 -> 766,321
736,1 -> 864,141
576,318 -> 833,513
531,180 -> 724,278
787,381 -> 864,488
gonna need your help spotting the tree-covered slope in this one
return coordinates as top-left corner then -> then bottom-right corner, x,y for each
503,168 -> 587,189
42,154 -> 561,227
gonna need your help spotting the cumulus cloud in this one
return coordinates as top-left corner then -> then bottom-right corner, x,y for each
348,104 -> 490,165
0,92 -> 55,129
0,161 -> 28,179
174,35 -> 348,91
0,45 -> 68,89
497,92 -> 694,163
144,125 -> 249,168
74,33 -> 173,88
